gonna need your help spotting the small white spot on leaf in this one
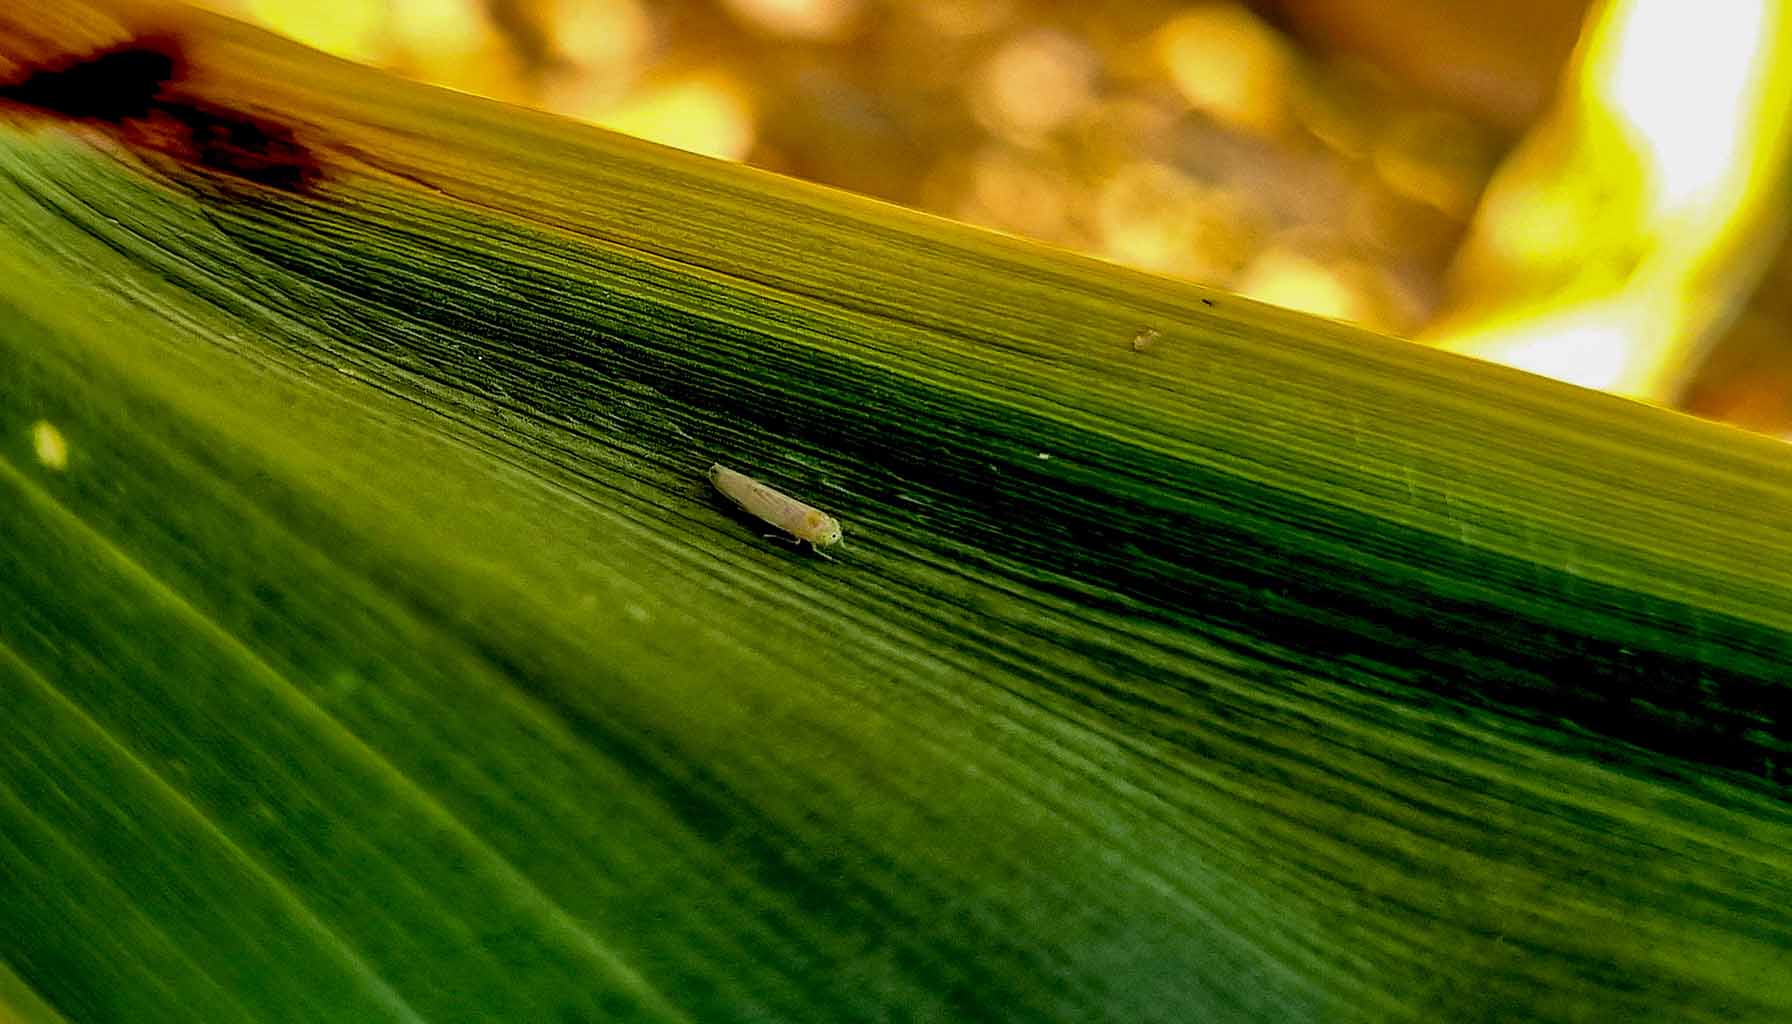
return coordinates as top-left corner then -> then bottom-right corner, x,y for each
30,420 -> 68,471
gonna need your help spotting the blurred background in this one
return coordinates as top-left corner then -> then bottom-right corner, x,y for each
191,0 -> 1792,436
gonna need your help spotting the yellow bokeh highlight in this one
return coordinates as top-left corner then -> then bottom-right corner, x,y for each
1587,0 -> 1774,217
554,0 -> 654,74
1433,0 -> 1792,401
243,0 -> 386,65
533,0 -> 654,121
386,0 -> 495,95
598,76 -> 756,162
971,29 -> 1096,139
719,0 -> 862,40
1237,250 -> 1366,325
389,0 -> 484,58
1095,162 -> 1258,281
1156,4 -> 1292,136
963,146 -> 1069,241
914,0 -> 1015,38
1438,298 -> 1665,394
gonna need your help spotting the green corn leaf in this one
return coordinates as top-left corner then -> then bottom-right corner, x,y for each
3,6 -> 1790,1022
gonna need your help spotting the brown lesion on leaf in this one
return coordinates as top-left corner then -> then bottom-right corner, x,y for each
128,91 -> 321,191
0,39 -> 176,119
0,34 -> 322,192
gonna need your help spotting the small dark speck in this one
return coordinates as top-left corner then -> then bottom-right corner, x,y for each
1201,298 -> 1216,307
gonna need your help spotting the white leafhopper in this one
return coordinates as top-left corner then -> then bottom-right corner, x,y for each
709,463 -> 844,558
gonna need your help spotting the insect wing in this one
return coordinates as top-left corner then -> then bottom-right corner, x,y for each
710,463 -> 841,547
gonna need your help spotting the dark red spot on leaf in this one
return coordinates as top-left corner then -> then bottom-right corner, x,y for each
0,36 -> 321,191
0,44 -> 176,120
